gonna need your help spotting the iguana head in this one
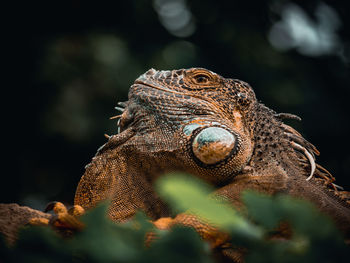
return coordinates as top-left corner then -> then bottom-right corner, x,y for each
114,68 -> 330,186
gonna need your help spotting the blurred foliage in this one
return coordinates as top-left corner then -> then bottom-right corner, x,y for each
158,174 -> 349,262
1,203 -> 211,263
1,174 -> 349,263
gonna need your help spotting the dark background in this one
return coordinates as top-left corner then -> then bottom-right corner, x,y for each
2,0 -> 350,210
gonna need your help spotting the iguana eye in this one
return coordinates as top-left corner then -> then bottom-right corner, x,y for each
192,127 -> 237,165
193,74 -> 210,84
183,69 -> 220,90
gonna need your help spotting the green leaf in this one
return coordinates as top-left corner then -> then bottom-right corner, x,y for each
242,190 -> 284,229
156,173 -> 263,241
71,202 -> 141,262
149,226 -> 212,263
14,225 -> 72,263
243,191 -> 350,263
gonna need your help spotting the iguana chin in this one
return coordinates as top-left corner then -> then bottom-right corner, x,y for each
74,68 -> 350,243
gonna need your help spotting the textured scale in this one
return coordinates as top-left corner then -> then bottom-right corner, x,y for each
74,68 -> 350,247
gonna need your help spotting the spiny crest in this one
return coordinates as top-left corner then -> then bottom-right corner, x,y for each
274,111 -> 342,190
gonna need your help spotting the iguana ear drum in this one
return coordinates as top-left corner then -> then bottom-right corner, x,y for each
191,127 -> 237,166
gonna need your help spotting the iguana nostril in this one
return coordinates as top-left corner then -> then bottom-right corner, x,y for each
192,127 -> 236,165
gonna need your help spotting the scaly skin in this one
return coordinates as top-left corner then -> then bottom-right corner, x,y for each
74,68 -> 350,248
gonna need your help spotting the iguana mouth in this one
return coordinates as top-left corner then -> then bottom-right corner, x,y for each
133,76 -> 222,106
131,80 -> 221,117
133,80 -> 175,94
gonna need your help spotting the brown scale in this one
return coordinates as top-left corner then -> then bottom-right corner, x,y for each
71,68 -> 350,262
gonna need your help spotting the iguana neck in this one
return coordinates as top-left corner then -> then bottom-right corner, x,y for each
246,103 -> 308,178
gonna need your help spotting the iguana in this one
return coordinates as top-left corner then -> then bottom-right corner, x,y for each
1,68 -> 349,261
74,68 -> 350,242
